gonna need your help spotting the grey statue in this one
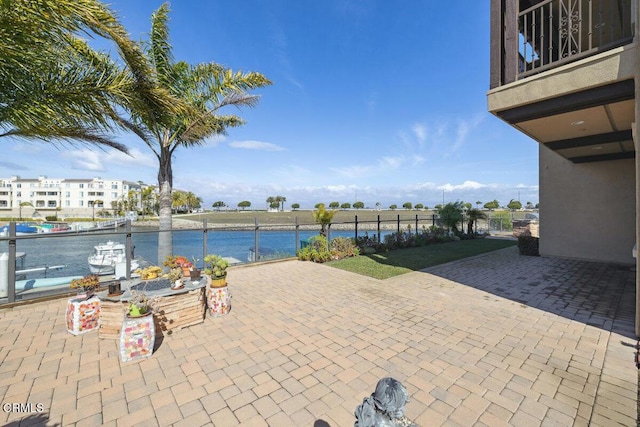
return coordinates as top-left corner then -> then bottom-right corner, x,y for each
354,377 -> 418,427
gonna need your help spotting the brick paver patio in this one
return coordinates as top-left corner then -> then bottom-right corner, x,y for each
0,246 -> 636,426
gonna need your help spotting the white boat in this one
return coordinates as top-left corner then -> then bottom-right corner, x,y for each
88,241 -> 139,276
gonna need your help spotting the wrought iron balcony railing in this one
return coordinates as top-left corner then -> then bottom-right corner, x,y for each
518,0 -> 633,77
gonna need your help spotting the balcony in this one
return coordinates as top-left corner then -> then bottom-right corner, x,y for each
491,0 -> 634,88
489,0 -> 637,163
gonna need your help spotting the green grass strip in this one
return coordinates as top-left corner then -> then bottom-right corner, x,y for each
328,238 -> 517,279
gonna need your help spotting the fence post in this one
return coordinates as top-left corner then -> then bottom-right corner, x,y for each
7,222 -> 16,303
432,214 -> 435,228
125,220 -> 132,280
327,223 -> 331,245
397,215 -> 400,234
354,215 -> 358,240
254,217 -> 259,262
295,217 -> 299,253
377,215 -> 381,241
202,219 -> 208,269
415,214 -> 418,234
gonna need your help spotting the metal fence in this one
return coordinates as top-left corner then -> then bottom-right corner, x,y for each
0,212 -> 521,305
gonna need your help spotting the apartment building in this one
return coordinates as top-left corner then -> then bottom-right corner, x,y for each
0,176 -> 145,217
488,0 -> 639,332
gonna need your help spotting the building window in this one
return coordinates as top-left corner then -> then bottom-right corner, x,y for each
16,184 -> 21,188
36,200 -> 44,207
65,200 -> 70,207
47,192 -> 57,196
65,192 -> 70,197
79,184 -> 84,188
79,201 -> 84,207
0,201 -> 7,207
112,192 -> 118,198
47,201 -> 56,208
112,183 -> 118,189
79,191 -> 83,197
16,191 -> 21,197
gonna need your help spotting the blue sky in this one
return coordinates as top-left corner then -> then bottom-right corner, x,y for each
4,1 -> 539,209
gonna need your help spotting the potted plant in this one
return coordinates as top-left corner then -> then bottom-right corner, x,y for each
164,255 -> 193,277
190,257 -> 201,280
167,269 -> 183,289
70,274 -> 100,299
135,266 -> 163,280
127,290 -> 159,317
203,254 -> 229,288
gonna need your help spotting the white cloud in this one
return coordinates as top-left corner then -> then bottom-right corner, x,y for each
62,147 -> 156,172
412,123 -> 426,145
438,180 -> 488,192
229,140 -> 286,151
66,151 -> 106,172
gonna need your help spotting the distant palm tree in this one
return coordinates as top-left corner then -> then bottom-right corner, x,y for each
18,202 -> 33,220
466,208 -> 487,234
115,4 -> 271,263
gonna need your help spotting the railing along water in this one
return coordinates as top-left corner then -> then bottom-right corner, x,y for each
0,213 -> 519,305
518,0 -> 633,77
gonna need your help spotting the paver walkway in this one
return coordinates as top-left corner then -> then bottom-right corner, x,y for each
0,246 -> 636,426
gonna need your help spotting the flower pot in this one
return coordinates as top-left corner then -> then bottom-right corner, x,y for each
210,276 -> 227,288
108,282 -> 122,296
181,267 -> 191,278
128,304 -> 148,318
190,269 -> 201,280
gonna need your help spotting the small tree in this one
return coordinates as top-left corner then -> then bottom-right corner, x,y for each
437,201 -> 464,234
291,203 -> 300,210
525,201 -> 534,209
340,202 -> 351,209
353,201 -> 364,210
389,204 -> 397,210
212,201 -> 225,211
403,202 -> 412,210
314,203 -> 324,209
329,201 -> 340,209
237,201 -> 251,210
312,203 -> 337,236
463,202 -> 472,210
484,199 -> 499,210
414,203 -> 424,210
466,208 -> 487,234
507,199 -> 522,210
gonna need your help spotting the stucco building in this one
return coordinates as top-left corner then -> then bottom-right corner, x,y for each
487,0 -> 639,333
0,176 -> 145,218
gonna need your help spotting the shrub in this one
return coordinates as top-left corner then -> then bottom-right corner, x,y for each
297,235 -> 331,263
330,237 -> 360,259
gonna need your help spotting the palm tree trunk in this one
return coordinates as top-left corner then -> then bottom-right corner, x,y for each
158,149 -> 173,265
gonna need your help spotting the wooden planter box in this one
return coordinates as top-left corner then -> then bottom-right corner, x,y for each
99,286 -> 206,340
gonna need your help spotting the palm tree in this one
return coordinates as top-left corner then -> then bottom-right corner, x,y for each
0,0 -> 179,152
172,191 -> 188,213
116,4 -> 271,263
184,192 -> 202,212
313,203 -> 337,236
437,201 -> 464,234
466,208 -> 487,234
18,201 -> 33,220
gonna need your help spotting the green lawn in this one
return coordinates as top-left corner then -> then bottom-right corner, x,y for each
328,238 -> 517,279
